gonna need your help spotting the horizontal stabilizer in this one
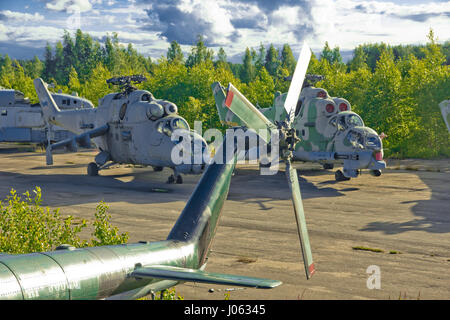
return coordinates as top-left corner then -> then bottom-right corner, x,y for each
49,124 -> 109,151
131,265 -> 282,289
46,124 -> 109,165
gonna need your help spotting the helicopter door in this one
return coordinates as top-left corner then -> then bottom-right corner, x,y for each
149,121 -> 163,146
107,123 -> 132,163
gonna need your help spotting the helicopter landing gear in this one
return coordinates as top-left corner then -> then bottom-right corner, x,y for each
87,162 -> 99,176
167,174 -> 183,184
335,169 -> 350,182
323,163 -> 334,170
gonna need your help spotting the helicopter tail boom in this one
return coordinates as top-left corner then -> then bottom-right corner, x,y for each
167,133 -> 238,268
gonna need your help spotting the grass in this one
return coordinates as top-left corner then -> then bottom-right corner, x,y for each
352,246 -> 384,253
236,256 -> 257,263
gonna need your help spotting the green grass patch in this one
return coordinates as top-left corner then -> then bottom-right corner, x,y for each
352,246 -> 384,253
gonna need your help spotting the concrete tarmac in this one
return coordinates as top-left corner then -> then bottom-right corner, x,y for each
0,144 -> 449,300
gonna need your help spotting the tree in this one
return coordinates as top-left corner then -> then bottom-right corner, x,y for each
255,43 -> 266,71
54,41 -> 66,84
42,42 -> 54,82
167,40 -> 184,64
80,63 -> 112,105
241,66 -> 274,108
215,47 -> 230,70
280,44 -> 296,75
21,55 -> 43,79
240,47 -> 255,83
185,35 -> 214,68
68,66 -> 81,93
349,45 -> 369,71
320,42 -> 345,71
264,44 -> 280,77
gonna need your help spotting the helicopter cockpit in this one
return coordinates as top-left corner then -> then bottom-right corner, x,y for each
345,129 -> 365,149
156,117 -> 190,137
344,128 -> 382,151
330,112 -> 364,132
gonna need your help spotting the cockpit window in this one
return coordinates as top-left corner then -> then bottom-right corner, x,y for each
338,116 -> 346,130
329,117 -> 337,127
172,118 -> 189,131
141,93 -> 153,102
157,118 -> 189,137
157,122 -> 164,133
366,136 -> 381,149
347,114 -> 364,127
345,130 -> 364,149
163,120 -> 172,136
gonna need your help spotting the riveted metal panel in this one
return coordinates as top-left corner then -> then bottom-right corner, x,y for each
0,253 -> 69,300
84,246 -> 128,299
104,241 -> 192,295
0,262 -> 23,300
43,249 -> 104,300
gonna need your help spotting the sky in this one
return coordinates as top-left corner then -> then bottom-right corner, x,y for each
0,0 -> 449,62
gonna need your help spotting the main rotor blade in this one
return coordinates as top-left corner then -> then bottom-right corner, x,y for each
285,160 -> 315,279
225,83 -> 277,143
284,42 -> 312,124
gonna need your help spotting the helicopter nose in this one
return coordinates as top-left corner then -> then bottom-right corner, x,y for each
172,130 -> 209,174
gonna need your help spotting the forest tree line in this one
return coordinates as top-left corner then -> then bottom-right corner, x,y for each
0,29 -> 448,159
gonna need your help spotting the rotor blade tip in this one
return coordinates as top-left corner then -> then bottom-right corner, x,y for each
307,263 -> 316,279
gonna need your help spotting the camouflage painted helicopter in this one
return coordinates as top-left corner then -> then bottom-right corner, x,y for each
439,100 -> 450,133
213,67 -> 386,182
0,44 -> 317,300
34,76 -> 208,184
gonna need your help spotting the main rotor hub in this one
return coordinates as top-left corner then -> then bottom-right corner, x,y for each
276,120 -> 300,160
107,75 -> 147,98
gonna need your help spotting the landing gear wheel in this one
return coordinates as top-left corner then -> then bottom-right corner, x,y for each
153,166 -> 163,172
176,175 -> 183,184
87,162 -> 99,176
335,169 -> 350,182
167,175 -> 175,184
323,163 -> 334,170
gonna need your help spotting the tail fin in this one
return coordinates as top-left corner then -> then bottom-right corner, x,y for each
211,82 -> 244,127
33,78 -> 60,122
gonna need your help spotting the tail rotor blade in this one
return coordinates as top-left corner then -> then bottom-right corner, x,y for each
284,42 -> 312,124
285,160 -> 315,279
225,83 -> 277,143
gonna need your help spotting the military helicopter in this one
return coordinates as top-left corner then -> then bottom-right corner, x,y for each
0,44 -> 317,300
213,63 -> 386,182
440,100 -> 450,133
33,75 -> 208,184
0,87 -> 92,144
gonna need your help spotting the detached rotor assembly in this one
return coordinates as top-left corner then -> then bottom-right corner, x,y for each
223,42 -> 315,279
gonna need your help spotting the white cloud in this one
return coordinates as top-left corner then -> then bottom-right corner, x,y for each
45,0 -> 95,13
0,24 -> 64,44
0,10 -> 44,22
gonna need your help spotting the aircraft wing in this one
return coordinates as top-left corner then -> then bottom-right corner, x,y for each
131,265 -> 282,289
46,124 -> 109,165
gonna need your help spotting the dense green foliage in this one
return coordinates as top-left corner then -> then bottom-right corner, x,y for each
0,187 -> 128,254
0,29 -> 448,158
